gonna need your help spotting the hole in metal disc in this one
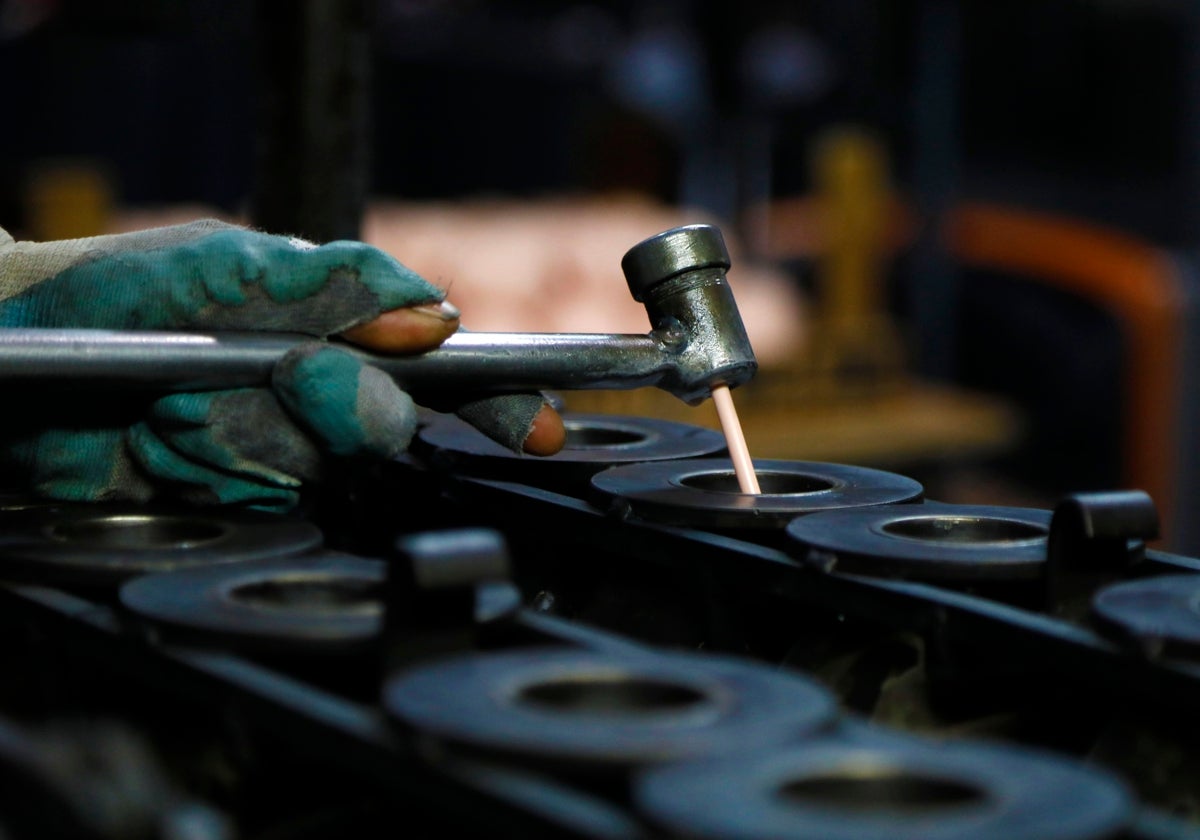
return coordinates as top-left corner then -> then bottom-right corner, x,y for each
678,471 -> 835,495
881,516 -> 1046,544
517,674 -> 708,717
563,425 -> 648,449
47,516 -> 226,550
780,770 -> 986,813
231,576 -> 383,612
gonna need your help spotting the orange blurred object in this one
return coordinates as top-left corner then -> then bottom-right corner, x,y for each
25,158 -> 115,241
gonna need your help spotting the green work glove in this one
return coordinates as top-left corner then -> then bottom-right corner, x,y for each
0,220 -> 557,509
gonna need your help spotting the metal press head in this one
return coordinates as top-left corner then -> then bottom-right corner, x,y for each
621,224 -> 758,405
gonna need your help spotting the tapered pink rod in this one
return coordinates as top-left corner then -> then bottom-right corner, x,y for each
711,384 -> 761,495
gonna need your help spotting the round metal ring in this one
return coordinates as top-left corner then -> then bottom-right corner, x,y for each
0,492 -> 67,519
0,505 -> 324,587
1091,574 -> 1200,659
417,412 -> 727,485
119,552 -> 385,654
382,647 -> 838,771
632,735 -> 1133,840
119,553 -> 522,655
590,458 -> 923,530
784,502 -> 1052,581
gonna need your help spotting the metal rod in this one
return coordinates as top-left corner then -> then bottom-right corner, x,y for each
0,328 -> 680,395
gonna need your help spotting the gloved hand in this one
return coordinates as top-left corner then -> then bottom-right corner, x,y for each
0,219 -> 564,509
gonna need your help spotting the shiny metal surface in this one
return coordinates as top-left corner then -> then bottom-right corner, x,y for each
621,224 -> 732,301
0,492 -> 67,523
622,225 -> 756,403
0,505 -> 323,587
382,647 -> 838,771
785,502 -> 1053,581
632,734 -> 1134,840
0,327 -> 670,388
589,458 -> 924,531
0,224 -> 757,404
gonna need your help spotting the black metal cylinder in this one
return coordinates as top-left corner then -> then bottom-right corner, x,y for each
251,0 -> 371,242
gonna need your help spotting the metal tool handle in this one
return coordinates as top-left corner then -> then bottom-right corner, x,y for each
0,328 -> 680,394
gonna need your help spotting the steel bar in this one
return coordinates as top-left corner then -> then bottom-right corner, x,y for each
0,328 -> 682,395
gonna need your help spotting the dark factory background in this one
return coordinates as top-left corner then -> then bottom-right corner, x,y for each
3,0 -> 1200,549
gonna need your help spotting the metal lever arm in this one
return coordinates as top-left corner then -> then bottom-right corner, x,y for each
0,327 -> 695,397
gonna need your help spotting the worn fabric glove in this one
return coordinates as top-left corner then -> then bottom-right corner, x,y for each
0,219 -> 558,509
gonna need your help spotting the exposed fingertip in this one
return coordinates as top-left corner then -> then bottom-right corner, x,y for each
341,303 -> 460,353
522,404 -> 566,456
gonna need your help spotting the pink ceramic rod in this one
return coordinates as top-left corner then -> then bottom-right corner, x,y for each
711,384 -> 761,495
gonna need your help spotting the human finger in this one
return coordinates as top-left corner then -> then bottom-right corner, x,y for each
444,392 -> 566,456
272,344 -> 418,460
521,403 -> 566,455
339,299 -> 460,354
128,420 -> 301,509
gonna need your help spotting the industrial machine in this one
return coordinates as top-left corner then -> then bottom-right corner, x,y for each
0,225 -> 1197,839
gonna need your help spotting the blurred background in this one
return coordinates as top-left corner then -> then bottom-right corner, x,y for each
3,0 -> 1200,550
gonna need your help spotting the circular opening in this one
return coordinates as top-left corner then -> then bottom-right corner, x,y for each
564,424 -> 648,449
780,770 -> 986,814
517,674 -> 708,717
678,471 -> 836,495
231,576 -> 383,612
881,516 -> 1046,544
47,516 -> 226,550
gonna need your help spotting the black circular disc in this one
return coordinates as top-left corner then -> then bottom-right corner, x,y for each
120,551 -> 384,654
417,412 -> 727,483
1091,574 -> 1200,658
784,502 -> 1052,581
632,735 -> 1133,840
0,505 -> 324,587
382,647 -> 838,771
119,553 -> 522,655
0,493 -> 68,521
590,458 -> 923,530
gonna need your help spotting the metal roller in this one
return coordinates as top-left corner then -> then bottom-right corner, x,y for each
589,458 -> 923,532
381,647 -> 838,773
0,492 -> 67,523
118,551 -> 521,657
784,502 -> 1053,582
632,732 -> 1134,840
0,504 -> 324,588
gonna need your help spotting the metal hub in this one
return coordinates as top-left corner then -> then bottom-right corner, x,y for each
0,505 -> 324,588
632,733 -> 1133,840
118,551 -> 522,655
381,647 -> 838,771
785,502 -> 1052,581
589,458 -> 923,530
